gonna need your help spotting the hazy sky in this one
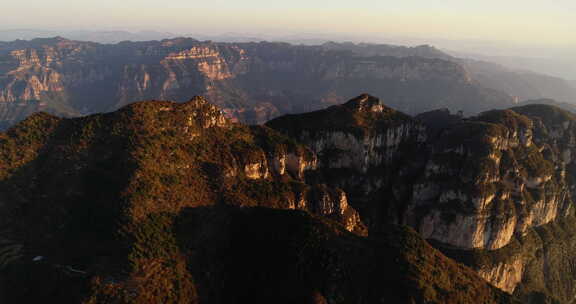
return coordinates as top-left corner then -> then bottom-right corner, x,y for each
4,0 -> 576,46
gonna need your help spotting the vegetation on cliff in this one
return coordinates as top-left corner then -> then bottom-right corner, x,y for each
269,94 -> 576,302
4,94 -> 576,303
0,96 -> 518,303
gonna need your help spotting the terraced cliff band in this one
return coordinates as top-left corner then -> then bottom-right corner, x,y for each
268,94 -> 576,302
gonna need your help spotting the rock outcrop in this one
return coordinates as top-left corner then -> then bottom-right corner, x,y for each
267,94 -> 427,225
408,108 -> 573,250
268,94 -> 576,301
269,95 -> 576,248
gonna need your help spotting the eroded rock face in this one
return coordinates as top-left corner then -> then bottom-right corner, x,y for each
0,48 -> 64,103
302,186 -> 366,234
302,124 -> 426,173
437,215 -> 576,301
271,100 -> 576,251
406,113 -> 565,250
417,108 -> 576,250
268,97 -> 576,256
269,97 -> 576,300
267,95 -> 428,222
477,257 -> 524,294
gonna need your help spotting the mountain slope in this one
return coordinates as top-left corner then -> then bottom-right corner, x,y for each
0,96 -> 516,303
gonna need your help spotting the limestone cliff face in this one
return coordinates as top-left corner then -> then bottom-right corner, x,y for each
299,95 -> 427,173
117,43 -> 250,106
477,257 -> 524,294
228,148 -> 363,233
409,109 -> 573,250
155,97 -> 366,234
0,38 -> 110,101
212,128 -> 362,233
270,97 -> 576,253
437,215 -> 576,302
0,37 -> 513,130
455,106 -> 576,298
0,48 -> 66,102
267,95 -> 428,217
269,96 -> 576,302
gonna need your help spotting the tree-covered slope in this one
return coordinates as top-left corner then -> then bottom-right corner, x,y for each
0,96 -> 514,303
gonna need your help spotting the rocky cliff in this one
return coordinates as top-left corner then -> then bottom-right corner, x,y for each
0,37 -> 515,130
0,96 -> 366,235
268,94 -> 576,302
2,90 -> 574,302
0,96 -> 517,303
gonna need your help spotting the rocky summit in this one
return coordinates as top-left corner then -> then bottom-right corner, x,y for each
2,93 -> 576,303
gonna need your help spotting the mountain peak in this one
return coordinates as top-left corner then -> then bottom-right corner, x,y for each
266,94 -> 414,140
343,94 -> 385,113
114,96 -> 230,133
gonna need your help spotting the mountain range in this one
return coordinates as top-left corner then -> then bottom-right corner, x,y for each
0,29 -> 178,44
2,93 -> 576,303
2,33 -> 576,303
321,42 -> 576,103
0,37 -> 575,131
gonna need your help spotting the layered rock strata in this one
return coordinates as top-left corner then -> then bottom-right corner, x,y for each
268,95 -> 576,300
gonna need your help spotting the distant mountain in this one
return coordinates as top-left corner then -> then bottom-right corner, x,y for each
516,98 -> 576,114
321,41 -> 453,60
0,37 -> 515,130
321,42 -> 576,104
186,32 -> 266,43
460,58 -> 576,103
0,29 -> 177,44
448,50 -> 576,83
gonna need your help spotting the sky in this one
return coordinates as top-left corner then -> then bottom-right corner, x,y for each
3,0 -> 576,47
